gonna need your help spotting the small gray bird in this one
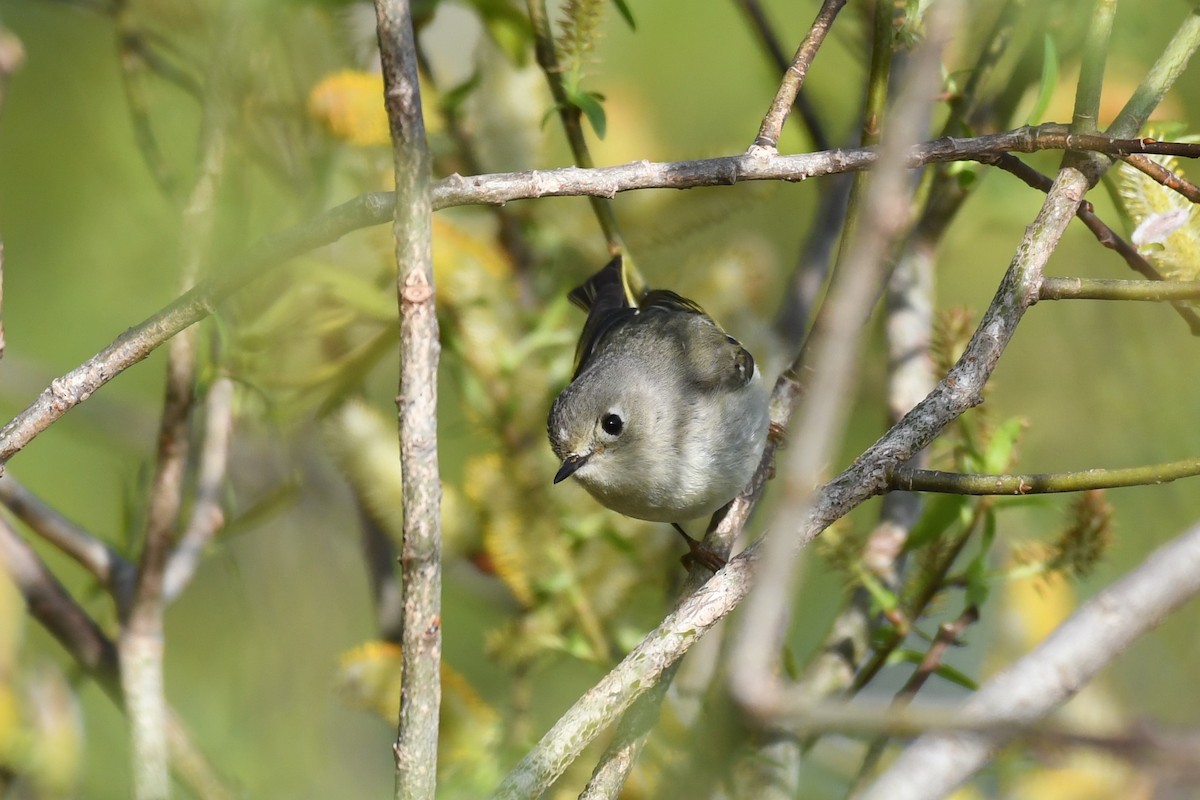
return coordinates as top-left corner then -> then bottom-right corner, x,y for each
547,256 -> 770,568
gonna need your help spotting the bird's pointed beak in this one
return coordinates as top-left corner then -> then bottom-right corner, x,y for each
554,454 -> 589,484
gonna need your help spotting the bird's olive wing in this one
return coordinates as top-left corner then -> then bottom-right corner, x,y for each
642,291 -> 756,392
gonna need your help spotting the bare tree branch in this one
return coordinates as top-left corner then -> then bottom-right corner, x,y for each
2,129 -> 1198,477
525,0 -> 625,255
0,474 -> 136,612
433,126 -> 1200,210
0,516 -> 233,799
0,515 -> 120,684
162,375 -> 236,603
861,517 -> 1200,800
374,1 -> 441,797
890,456 -> 1200,494
1121,153 -> 1200,203
990,152 -> 1200,334
733,0 -> 830,151
1038,277 -> 1200,301
751,0 -> 847,151
729,1 -> 952,720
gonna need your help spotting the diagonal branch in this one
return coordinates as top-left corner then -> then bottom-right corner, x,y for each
1121,153 -> 1200,203
0,474 -> 136,612
0,516 -> 233,799
751,0 -> 847,150
861,517 -> 1200,799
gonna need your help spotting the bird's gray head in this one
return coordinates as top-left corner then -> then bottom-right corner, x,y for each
546,361 -> 658,493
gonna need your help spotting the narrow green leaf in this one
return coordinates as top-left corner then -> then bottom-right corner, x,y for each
931,662 -> 978,690
983,416 -> 1025,474
442,70 -> 482,115
858,567 -> 900,614
905,493 -> 969,552
1025,34 -> 1059,126
571,89 -> 608,139
887,645 -> 978,689
610,0 -> 636,29
885,648 -> 926,666
964,509 -> 997,608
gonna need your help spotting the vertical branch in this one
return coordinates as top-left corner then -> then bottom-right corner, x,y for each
119,63 -> 228,800
0,240 -> 5,362
525,0 -> 626,256
1070,0 -> 1117,135
373,2 -> 442,798
0,29 -> 19,364
120,335 -> 193,800
162,375 -> 236,603
729,4 -> 951,718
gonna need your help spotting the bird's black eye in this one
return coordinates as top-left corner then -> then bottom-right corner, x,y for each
601,413 -> 624,436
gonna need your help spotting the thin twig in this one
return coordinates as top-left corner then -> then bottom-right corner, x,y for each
3,126 -> 1200,474
374,2 -> 441,797
162,375 -> 236,603
889,456 -> 1200,494
733,0 -> 830,151
861,517 -> 1200,799
729,2 -> 950,721
1070,0 -> 1117,135
1038,277 -> 1200,301
851,606 -> 981,789
751,0 -> 847,150
117,29 -> 181,201
991,152 -> 1200,334
1121,153 -> 1200,203
0,240 -> 5,361
432,126 -> 1200,210
0,515 -> 121,685
850,501 -> 989,697
0,475 -> 136,612
0,516 -> 234,799
120,54 -> 229,798
526,0 -> 626,255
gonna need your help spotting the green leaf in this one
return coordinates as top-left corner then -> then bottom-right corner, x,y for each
858,567 -> 900,614
610,0 -> 636,29
571,89 -> 608,139
982,416 -> 1025,474
931,661 -> 978,690
905,493 -> 969,552
442,70 -> 482,115
886,645 -> 978,690
885,648 -> 925,667
1025,34 -> 1058,126
964,509 -> 997,608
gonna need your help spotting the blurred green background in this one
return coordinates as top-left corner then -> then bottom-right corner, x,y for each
2,0 -> 1200,797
